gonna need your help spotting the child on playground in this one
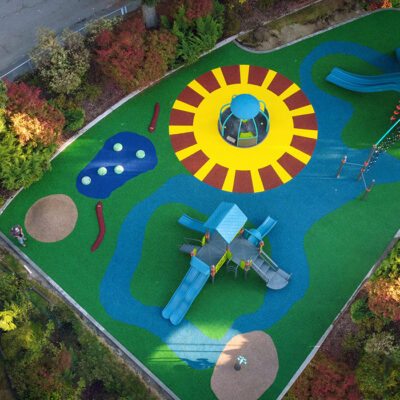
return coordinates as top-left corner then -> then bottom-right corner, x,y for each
10,225 -> 27,247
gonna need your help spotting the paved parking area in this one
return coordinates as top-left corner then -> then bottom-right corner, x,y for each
0,0 -> 133,77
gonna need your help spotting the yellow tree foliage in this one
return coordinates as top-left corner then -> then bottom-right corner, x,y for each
9,113 -> 46,146
0,310 -> 17,331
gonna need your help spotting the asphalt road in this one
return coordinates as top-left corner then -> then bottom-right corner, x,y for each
0,0 -> 131,77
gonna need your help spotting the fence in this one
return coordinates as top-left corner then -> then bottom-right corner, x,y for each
0,0 -> 140,82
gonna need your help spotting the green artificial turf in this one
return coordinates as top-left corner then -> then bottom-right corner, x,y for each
0,10 -> 399,400
264,181 -> 400,399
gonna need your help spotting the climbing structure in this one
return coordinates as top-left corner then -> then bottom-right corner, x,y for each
365,116 -> 400,172
162,202 -> 291,326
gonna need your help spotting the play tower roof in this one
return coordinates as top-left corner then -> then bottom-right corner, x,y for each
204,202 -> 247,244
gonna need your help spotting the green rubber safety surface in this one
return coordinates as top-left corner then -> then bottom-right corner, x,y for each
0,10 -> 400,400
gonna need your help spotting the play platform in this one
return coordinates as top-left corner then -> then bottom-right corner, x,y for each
163,202 -> 291,325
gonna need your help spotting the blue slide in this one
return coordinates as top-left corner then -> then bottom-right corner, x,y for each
257,216 -> 277,238
162,256 -> 210,326
326,67 -> 400,93
178,213 -> 207,234
246,216 -> 277,246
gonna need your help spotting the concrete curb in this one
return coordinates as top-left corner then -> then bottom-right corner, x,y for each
0,232 -> 180,400
277,228 -> 400,400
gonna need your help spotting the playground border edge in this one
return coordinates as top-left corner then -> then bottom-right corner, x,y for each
277,228 -> 400,400
0,231 -> 181,400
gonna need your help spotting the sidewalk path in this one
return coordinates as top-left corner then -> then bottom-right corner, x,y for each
0,0 -> 127,76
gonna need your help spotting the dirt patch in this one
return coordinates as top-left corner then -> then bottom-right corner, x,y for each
24,194 -> 78,242
237,0 -> 367,51
211,331 -> 279,400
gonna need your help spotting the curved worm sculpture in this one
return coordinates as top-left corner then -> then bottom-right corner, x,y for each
148,102 -> 160,133
91,201 -> 105,252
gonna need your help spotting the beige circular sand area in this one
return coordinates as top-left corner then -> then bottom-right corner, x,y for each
25,194 -> 78,243
211,331 -> 279,400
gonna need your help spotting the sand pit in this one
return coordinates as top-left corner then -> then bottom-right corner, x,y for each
25,194 -> 78,243
211,331 -> 279,400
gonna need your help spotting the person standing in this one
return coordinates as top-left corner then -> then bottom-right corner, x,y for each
10,225 -> 27,247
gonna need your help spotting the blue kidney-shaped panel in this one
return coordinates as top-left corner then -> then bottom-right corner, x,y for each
76,131 -> 158,199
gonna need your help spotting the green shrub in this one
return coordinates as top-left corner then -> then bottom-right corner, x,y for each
356,350 -> 400,399
62,108 -> 85,131
372,240 -> 400,280
223,7 -> 241,37
30,28 -> 90,94
84,16 -> 122,47
79,82 -> 102,101
142,0 -> 159,5
341,330 -> 368,353
0,131 -> 55,190
258,0 -> 275,10
350,297 -> 373,322
365,331 -> 398,356
163,1 -> 224,67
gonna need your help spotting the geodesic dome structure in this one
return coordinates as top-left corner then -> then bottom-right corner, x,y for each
218,94 -> 270,147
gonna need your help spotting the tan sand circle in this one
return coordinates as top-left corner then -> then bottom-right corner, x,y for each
211,331 -> 279,400
25,194 -> 78,243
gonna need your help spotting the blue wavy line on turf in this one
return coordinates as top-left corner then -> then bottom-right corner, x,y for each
99,41 -> 400,369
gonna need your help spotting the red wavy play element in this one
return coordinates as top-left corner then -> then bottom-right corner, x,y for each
91,201 -> 105,252
148,102 -> 160,132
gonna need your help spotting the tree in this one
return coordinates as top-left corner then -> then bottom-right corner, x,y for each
5,80 -> 65,146
292,352 -> 361,400
160,0 -> 224,67
0,130 -> 56,189
356,349 -> 400,399
350,297 -> 373,322
30,28 -> 90,94
365,331 -> 398,356
367,276 -> 400,322
94,15 -> 177,92
0,310 -> 17,331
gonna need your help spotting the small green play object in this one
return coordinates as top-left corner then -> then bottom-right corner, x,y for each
136,150 -> 146,159
97,167 -> 107,176
114,165 -> 124,174
113,143 -> 123,152
81,176 -> 91,185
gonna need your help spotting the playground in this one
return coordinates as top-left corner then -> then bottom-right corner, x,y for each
1,10 -> 400,400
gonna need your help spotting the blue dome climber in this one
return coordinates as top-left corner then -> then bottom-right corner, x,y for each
231,94 -> 260,119
218,94 -> 270,148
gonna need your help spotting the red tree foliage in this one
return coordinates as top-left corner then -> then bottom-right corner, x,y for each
94,15 -> 177,92
367,0 -> 392,10
367,277 -> 400,321
157,0 -> 213,22
4,80 -> 65,146
292,353 -> 361,400
185,0 -> 213,19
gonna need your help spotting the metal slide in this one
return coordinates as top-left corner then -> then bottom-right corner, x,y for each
162,256 -> 210,326
326,67 -> 400,93
251,251 -> 291,290
178,214 -> 207,234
